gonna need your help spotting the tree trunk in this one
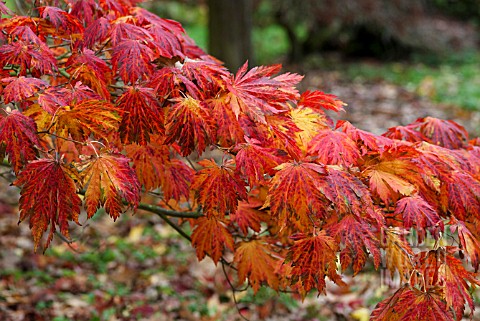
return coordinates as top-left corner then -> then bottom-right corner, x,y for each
207,0 -> 253,71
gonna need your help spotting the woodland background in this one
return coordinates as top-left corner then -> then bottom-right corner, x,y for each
2,0 -> 480,320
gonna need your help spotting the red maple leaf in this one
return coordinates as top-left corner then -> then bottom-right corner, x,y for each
328,215 -> 381,274
383,124 -> 428,142
69,0 -> 99,26
38,6 -> 83,33
1,76 -> 48,104
394,194 -> 444,243
83,17 -> 111,48
413,117 -> 468,149
0,109 -> 40,173
112,39 -> 155,84
117,86 -> 165,145
110,21 -> 153,46
298,90 -> 345,112
14,158 -> 82,251
0,40 -> 57,76
307,129 -> 360,166
285,231 -> 344,296
191,159 -> 247,217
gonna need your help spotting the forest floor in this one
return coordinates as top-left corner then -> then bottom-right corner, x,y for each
1,62 -> 480,321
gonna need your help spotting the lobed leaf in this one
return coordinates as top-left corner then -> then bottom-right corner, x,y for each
79,152 -> 140,219
234,240 -> 280,293
14,158 -> 82,251
0,110 -> 40,173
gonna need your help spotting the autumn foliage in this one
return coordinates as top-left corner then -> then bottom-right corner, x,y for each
2,1 -> 480,319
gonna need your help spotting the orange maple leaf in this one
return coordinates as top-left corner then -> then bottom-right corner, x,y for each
126,141 -> 194,200
383,227 -> 415,282
53,99 -> 121,142
14,158 -> 82,251
191,216 -> 234,264
363,146 -> 424,205
234,240 -> 280,293
79,152 -> 140,219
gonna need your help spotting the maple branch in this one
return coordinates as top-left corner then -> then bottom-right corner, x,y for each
58,68 -> 71,79
136,202 -> 202,219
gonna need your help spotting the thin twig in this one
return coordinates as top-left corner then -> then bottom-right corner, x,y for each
222,262 -> 250,321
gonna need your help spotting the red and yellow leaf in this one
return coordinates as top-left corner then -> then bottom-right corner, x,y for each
191,159 -> 247,217
67,49 -> 112,99
191,216 -> 234,264
383,227 -> 414,282
53,99 -> 121,142
165,95 -> 216,156
79,152 -> 140,219
14,158 -> 82,251
328,215 -> 381,274
285,231 -> 344,296
225,62 -> 300,123
363,146 -> 423,205
267,162 -> 329,231
234,240 -> 280,293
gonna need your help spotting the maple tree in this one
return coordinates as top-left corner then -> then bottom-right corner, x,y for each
2,1 -> 480,319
